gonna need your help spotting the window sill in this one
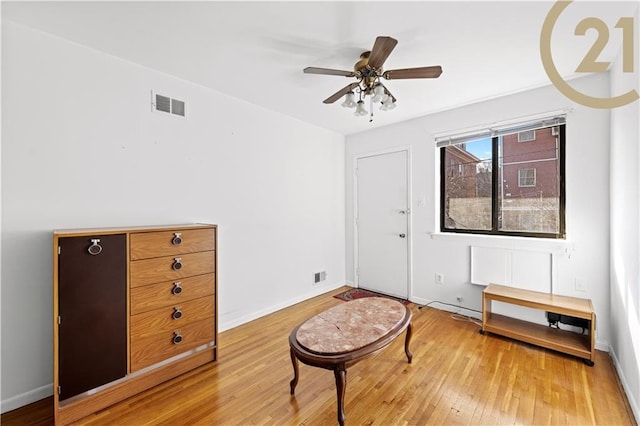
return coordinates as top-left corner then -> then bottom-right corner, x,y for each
429,231 -> 571,252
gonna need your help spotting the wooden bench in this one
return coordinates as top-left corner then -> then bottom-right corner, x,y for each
289,297 -> 412,425
481,283 -> 596,365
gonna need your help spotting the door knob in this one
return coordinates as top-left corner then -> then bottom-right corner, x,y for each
399,233 -> 406,238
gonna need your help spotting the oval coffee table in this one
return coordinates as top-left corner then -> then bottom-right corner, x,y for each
289,297 -> 413,425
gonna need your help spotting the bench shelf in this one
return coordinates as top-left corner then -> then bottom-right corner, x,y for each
481,284 -> 595,365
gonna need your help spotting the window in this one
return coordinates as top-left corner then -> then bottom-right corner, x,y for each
518,168 -> 536,187
438,119 -> 565,238
518,129 -> 536,142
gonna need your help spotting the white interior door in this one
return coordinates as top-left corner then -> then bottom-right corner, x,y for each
356,150 -> 409,298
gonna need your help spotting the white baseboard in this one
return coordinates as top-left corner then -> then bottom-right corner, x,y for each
595,340 -> 610,352
219,281 -> 345,332
609,345 -> 640,424
1,383 -> 52,414
414,296 -> 610,350
2,282 -> 347,414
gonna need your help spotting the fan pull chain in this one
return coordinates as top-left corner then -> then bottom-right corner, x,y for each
369,96 -> 374,123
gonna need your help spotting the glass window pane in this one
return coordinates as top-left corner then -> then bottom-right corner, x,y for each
442,138 -> 492,231
498,126 -> 560,233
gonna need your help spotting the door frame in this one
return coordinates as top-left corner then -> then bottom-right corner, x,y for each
353,146 -> 413,299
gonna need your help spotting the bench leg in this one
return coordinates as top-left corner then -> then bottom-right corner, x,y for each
334,366 -> 347,426
404,322 -> 413,363
289,348 -> 299,394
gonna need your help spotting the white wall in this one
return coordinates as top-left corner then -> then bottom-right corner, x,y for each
609,5 -> 640,421
0,21 -> 346,412
346,73 -> 612,346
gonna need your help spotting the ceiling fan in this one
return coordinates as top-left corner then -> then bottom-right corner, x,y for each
303,36 -> 442,121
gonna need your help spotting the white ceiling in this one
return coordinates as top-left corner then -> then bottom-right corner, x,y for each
3,1 -> 637,135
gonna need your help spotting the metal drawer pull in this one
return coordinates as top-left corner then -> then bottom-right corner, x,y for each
172,232 -> 182,245
87,239 -> 103,255
172,257 -> 183,270
173,331 -> 183,345
172,282 -> 183,295
172,307 -> 183,320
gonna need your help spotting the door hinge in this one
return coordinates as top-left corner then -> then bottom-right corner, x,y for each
355,168 -> 358,176
58,316 -> 61,325
356,267 -> 360,276
58,246 -> 61,255
355,217 -> 359,226
57,386 -> 62,395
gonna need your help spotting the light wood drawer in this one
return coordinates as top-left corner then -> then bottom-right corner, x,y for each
130,296 -> 214,340
130,228 -> 215,260
130,251 -> 214,287
130,317 -> 215,372
130,273 -> 214,315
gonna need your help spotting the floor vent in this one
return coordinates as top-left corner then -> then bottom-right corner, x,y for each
152,91 -> 186,118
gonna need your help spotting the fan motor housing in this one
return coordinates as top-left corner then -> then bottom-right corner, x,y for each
354,51 -> 372,72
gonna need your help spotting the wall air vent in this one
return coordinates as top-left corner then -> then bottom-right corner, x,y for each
314,271 -> 327,284
152,91 -> 186,118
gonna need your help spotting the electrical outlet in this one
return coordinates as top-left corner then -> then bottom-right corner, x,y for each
575,278 -> 587,292
435,273 -> 444,285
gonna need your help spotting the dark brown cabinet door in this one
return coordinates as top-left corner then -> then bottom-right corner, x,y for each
58,234 -> 127,400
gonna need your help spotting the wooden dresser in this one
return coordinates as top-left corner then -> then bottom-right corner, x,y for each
53,224 -> 217,425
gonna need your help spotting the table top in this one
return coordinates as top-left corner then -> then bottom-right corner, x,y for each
484,283 -> 594,315
295,297 -> 408,355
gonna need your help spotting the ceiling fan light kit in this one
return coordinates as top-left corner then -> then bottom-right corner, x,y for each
304,36 -> 442,122
354,100 -> 368,116
341,91 -> 357,108
380,95 -> 397,111
371,84 -> 386,103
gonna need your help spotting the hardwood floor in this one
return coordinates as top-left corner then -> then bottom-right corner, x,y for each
2,286 -> 636,425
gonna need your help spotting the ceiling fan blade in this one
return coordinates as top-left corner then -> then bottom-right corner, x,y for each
383,66 -> 443,80
323,82 -> 360,104
304,67 -> 356,77
367,36 -> 398,69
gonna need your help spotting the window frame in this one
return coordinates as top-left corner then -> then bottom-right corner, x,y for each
518,168 -> 537,187
439,124 -> 566,239
517,129 -> 536,142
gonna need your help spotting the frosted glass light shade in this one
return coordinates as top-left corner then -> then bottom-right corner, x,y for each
380,96 -> 396,111
341,92 -> 357,108
354,100 -> 368,116
371,85 -> 385,103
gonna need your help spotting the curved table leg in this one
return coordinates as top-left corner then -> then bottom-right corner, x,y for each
404,322 -> 413,363
289,347 -> 299,394
334,366 -> 347,426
